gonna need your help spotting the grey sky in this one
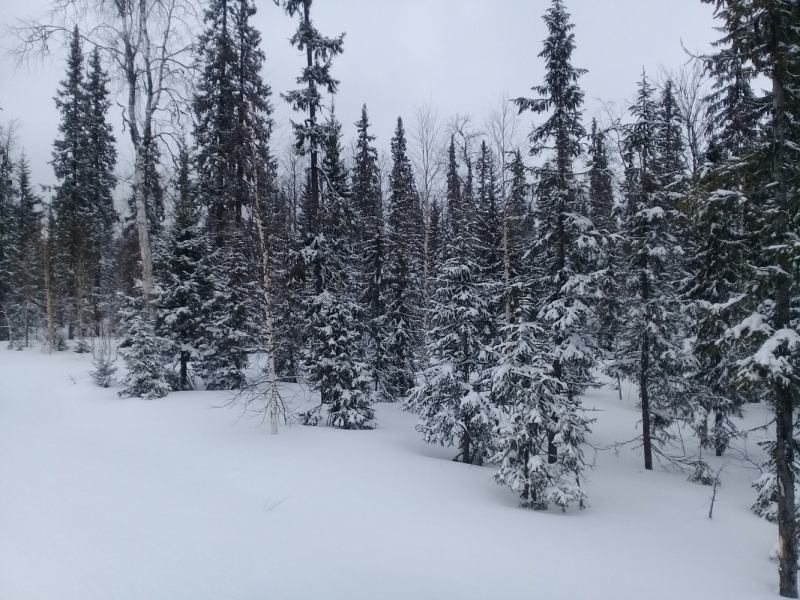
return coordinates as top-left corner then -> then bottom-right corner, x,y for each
0,0 -> 718,194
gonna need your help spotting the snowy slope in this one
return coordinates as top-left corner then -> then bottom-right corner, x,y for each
0,348 -> 780,599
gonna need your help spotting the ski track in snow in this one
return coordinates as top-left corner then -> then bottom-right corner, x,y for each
0,349 -> 780,599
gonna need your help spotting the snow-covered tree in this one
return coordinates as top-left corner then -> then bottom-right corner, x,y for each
156,147 -> 207,390
118,289 -> 170,400
0,127 -> 16,343
616,73 -> 693,471
5,156 -> 44,348
700,1 -> 800,594
407,212 -> 494,464
301,114 -> 374,428
352,105 -> 388,400
512,0 -> 600,467
490,293 -> 589,510
384,117 -> 423,399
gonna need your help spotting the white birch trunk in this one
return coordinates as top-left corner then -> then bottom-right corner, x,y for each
252,141 -> 279,435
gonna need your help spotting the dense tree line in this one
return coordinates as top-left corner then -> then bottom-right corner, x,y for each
4,0 -> 800,595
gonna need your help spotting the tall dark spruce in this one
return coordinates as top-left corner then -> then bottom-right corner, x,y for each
192,0 -> 275,390
615,73 -> 693,471
490,0 -> 595,509
701,0 -> 800,595
384,117 -> 423,400
351,105 -> 388,400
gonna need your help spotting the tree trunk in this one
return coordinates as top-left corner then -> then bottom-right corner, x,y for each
44,242 -> 54,354
776,385 -> 797,598
252,140 -> 279,435
461,428 -> 471,465
772,33 -> 798,597
180,350 -> 189,390
640,330 -> 652,471
714,411 -> 724,457
132,141 -> 154,312
548,357 -> 561,465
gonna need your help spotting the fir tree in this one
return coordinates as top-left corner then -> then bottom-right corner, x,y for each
192,0 -> 275,389
280,0 -> 344,296
198,226 -> 257,391
51,26 -> 90,340
490,292 -> 588,509
51,28 -> 118,341
588,120 -> 622,362
83,48 -> 118,328
352,107 -> 386,394
301,114 -> 374,428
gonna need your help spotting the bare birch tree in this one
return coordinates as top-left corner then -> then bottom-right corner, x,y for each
485,94 -> 522,322
409,101 -> 444,336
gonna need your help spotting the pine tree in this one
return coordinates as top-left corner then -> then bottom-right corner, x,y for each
512,0 -> 599,468
384,117 -> 423,399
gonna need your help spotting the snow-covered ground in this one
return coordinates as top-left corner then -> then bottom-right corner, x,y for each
0,348 -> 782,599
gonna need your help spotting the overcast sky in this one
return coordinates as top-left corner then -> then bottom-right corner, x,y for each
0,0 -> 718,193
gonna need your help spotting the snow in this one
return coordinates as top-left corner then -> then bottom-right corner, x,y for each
0,348 -> 782,599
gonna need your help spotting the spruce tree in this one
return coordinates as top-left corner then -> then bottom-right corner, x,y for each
156,147 -> 207,390
83,48 -> 118,329
51,28 -> 118,342
384,117 -> 423,399
352,105 -> 388,400
511,0 -> 598,468
6,156 -> 44,348
51,26 -> 89,340
588,120 -> 623,382
301,114 -> 374,428
118,289 -> 170,400
408,188 -> 494,464
490,292 -> 588,509
701,1 -> 800,594
192,0 -> 276,389
0,131 -> 16,343
616,73 -> 693,471
280,0 -> 344,296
